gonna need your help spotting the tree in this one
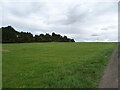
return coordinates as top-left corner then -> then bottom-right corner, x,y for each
1,26 -> 75,43
2,26 -> 19,43
44,33 -> 52,42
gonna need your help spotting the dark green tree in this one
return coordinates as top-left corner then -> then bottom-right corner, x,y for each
1,26 -> 75,43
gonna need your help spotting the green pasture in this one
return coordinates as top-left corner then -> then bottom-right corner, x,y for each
2,42 -> 117,88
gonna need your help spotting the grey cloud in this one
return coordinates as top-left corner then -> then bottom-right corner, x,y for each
4,2 -> 45,17
101,28 -> 108,30
91,33 -> 99,36
101,25 -> 117,31
61,5 -> 90,25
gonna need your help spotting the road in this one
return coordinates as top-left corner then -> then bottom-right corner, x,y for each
98,45 -> 118,88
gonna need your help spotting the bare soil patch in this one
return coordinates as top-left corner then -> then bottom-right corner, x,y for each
0,50 -> 10,53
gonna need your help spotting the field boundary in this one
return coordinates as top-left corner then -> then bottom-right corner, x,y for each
98,46 -> 118,88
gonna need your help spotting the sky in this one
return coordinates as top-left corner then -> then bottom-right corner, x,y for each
0,0 -> 119,42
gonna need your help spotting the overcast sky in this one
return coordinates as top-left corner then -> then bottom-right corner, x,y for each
0,0 -> 119,42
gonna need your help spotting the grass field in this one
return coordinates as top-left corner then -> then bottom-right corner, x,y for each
2,42 -> 117,88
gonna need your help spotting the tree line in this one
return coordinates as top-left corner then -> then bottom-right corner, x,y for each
0,26 -> 75,43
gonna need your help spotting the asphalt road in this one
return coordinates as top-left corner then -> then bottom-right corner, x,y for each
98,45 -> 118,88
